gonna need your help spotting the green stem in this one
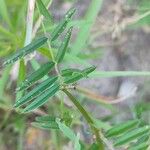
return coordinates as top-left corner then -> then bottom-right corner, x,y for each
62,89 -> 104,149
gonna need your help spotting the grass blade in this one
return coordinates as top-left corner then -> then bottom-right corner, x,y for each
0,0 -> 12,27
17,61 -> 55,91
71,0 -> 103,55
36,0 -> 52,20
51,8 -> 75,41
90,71 -> 150,78
3,36 -> 48,66
55,27 -> 73,63
22,83 -> 59,113
14,76 -> 58,108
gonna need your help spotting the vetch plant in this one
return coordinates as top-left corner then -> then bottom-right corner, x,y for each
1,0 -> 150,149
2,2 -> 104,149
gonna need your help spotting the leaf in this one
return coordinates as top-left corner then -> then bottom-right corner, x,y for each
0,65 -> 12,98
36,0 -> 52,20
114,126 -> 150,146
106,120 -> 139,137
93,118 -> 111,130
0,0 -> 12,27
64,66 -> 96,84
22,83 -> 59,113
55,26 -> 73,63
38,47 -> 52,59
3,36 -> 48,66
82,66 -> 96,75
129,142 -> 149,150
17,61 -> 55,91
56,118 -> 75,141
32,115 -> 59,130
16,59 -> 26,100
61,68 -> 82,77
90,71 -> 150,78
35,115 -> 57,123
51,8 -> 76,41
88,143 -> 100,150
32,122 -> 59,130
71,0 -> 103,55
14,76 -> 58,108
74,133 -> 81,150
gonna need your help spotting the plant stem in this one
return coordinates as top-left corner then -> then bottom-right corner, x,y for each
62,89 -> 104,149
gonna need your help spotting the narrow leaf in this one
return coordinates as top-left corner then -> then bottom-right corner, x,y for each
64,66 -> 96,84
16,59 -> 26,100
22,84 -> 59,113
71,0 -> 103,55
14,76 -> 58,108
55,26 -> 73,63
3,37 -> 48,66
129,142 -> 149,150
51,8 -> 76,41
61,68 -> 82,77
114,126 -> 150,146
106,120 -> 139,137
36,0 -> 52,20
35,115 -> 57,123
32,122 -> 59,130
56,118 -> 76,141
17,61 -> 55,91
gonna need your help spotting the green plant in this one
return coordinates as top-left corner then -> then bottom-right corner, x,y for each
1,0 -> 150,149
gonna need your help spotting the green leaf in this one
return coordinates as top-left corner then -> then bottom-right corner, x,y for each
55,27 -> 73,63
38,47 -> 52,59
88,143 -> 100,150
129,142 -> 149,150
32,115 -> 59,130
106,120 -> 139,137
56,119 -> 75,140
0,0 -> 12,27
61,68 -> 82,77
36,0 -> 52,20
64,66 -> 96,84
90,71 -> 150,78
74,133 -> 81,150
93,118 -> 111,130
114,126 -> 150,146
3,36 -> 48,66
22,83 -> 59,113
17,61 -> 55,91
0,65 -> 12,98
14,76 -> 58,108
71,0 -> 103,55
51,8 -> 76,41
32,122 -> 59,130
35,115 -> 57,123
16,59 -> 26,100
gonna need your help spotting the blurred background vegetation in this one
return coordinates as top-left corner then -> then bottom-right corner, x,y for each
0,0 -> 150,149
